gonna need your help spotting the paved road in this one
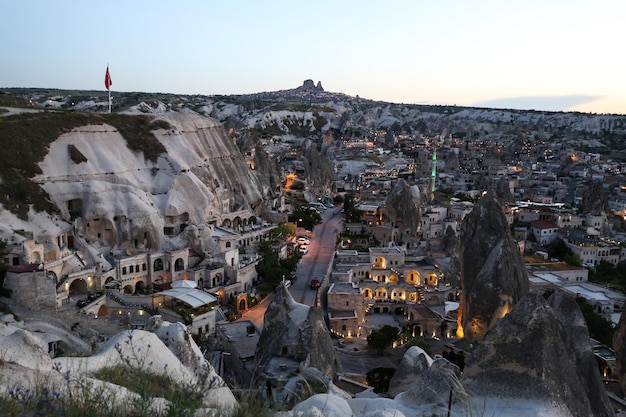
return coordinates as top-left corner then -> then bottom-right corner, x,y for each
289,208 -> 342,306
239,207 -> 342,329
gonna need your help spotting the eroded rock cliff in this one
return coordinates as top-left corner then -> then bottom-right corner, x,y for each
459,193 -> 528,341
255,284 -> 340,378
463,292 -> 614,417
384,179 -> 422,242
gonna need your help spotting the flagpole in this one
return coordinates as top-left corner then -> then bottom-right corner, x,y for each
105,64 -> 112,113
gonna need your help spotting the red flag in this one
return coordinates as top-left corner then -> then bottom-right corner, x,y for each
105,66 -> 112,90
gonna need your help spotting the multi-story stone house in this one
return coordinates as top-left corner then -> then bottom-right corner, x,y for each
327,282 -> 364,338
563,228 -> 624,266
553,211 -> 584,229
585,213 -> 609,235
448,200 -> 474,223
328,246 -> 458,339
530,220 -> 560,247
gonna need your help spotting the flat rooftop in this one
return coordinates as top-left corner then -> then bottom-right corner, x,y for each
329,310 -> 358,319
329,282 -> 361,294
219,320 -> 259,359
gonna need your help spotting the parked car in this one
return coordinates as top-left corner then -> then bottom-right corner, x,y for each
310,278 -> 320,289
297,236 -> 310,245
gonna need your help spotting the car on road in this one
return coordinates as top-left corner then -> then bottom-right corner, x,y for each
299,245 -> 308,255
310,278 -> 320,289
297,236 -> 310,245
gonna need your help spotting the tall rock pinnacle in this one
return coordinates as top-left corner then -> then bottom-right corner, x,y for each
458,193 -> 529,342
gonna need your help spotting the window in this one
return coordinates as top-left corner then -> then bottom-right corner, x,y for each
122,267 -> 127,275
129,265 -> 134,273
174,258 -> 184,272
153,259 -> 164,271
142,263 -> 147,271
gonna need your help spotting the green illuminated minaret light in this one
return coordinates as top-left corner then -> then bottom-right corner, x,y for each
431,147 -> 437,193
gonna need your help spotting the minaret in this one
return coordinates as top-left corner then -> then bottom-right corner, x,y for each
430,146 -> 437,194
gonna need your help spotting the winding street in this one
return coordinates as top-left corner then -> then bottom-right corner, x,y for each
240,207 -> 342,329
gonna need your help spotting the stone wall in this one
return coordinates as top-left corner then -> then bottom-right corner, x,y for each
4,269 -> 56,309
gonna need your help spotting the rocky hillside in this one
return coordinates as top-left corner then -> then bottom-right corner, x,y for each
0,109 -> 282,265
5,81 -> 626,156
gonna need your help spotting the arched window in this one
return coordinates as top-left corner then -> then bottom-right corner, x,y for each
174,258 -> 184,272
153,258 -> 164,271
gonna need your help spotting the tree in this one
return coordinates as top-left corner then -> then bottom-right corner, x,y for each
547,238 -> 572,260
367,324 -> 399,355
575,296 -> 614,346
342,193 -> 362,223
563,253 -> 582,267
288,205 -> 321,231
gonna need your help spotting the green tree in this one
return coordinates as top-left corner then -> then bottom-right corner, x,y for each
564,253 -> 582,267
575,296 -> 614,346
342,193 -> 362,223
288,205 -> 321,231
547,238 -> 572,260
255,251 -> 301,296
367,324 -> 400,355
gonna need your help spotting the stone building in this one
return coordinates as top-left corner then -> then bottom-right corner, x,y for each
327,282 -> 364,337
329,245 -> 458,339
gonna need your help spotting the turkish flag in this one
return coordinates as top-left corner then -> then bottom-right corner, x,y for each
105,66 -> 112,90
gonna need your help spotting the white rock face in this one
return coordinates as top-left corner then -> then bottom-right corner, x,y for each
0,316 -> 237,412
0,111 -> 274,259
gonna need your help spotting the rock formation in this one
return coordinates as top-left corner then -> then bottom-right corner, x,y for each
255,284 -> 340,378
463,292 -> 614,417
458,193 -> 528,341
301,141 -> 336,200
440,224 -> 462,287
394,357 -> 461,409
493,176 -> 514,204
0,111 -> 282,271
581,181 -> 609,214
387,346 -> 432,397
444,149 -> 460,172
299,79 -> 324,92
384,179 -> 422,242
613,307 -> 626,396
0,314 -> 237,412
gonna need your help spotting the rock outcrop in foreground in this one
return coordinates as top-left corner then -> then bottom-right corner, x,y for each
279,292 -> 613,417
613,306 -> 626,396
463,292 -> 614,417
0,314 -> 236,414
256,284 -> 340,378
459,193 -> 529,341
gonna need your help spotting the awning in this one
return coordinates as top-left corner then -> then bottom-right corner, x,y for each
156,288 -> 217,309
444,301 -> 460,314
171,280 -> 197,289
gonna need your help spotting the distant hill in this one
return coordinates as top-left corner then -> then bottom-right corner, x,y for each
3,81 -> 626,160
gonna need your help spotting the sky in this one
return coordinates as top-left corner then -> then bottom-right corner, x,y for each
2,0 -> 626,115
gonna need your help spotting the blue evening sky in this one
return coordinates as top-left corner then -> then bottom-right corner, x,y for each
1,0 -> 624,114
